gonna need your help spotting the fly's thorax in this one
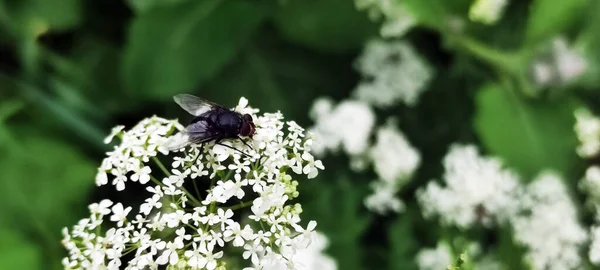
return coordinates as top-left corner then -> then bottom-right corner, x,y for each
215,111 -> 243,136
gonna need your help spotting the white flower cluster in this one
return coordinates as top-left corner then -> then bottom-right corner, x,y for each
364,119 -> 420,214
353,39 -> 433,108
510,171 -> 587,270
574,107 -> 600,158
96,116 -> 183,191
532,37 -> 588,88
354,0 -> 416,38
417,144 -> 520,228
308,97 -> 375,157
290,232 -> 337,270
416,241 -> 503,270
580,166 -> 600,206
416,241 -> 453,270
589,226 -> 600,265
62,98 -> 333,270
308,96 -> 421,214
468,0 -> 508,25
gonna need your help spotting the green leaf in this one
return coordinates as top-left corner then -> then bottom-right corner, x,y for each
0,228 -> 42,270
122,0 -> 265,100
197,28 -> 359,123
299,173 -> 371,270
0,131 -> 95,245
273,0 -> 378,53
474,83 -> 581,179
1,0 -> 82,36
126,0 -> 190,13
524,0 -> 588,45
574,1 -> 600,90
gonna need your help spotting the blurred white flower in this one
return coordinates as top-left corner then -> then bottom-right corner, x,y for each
308,97 -> 375,157
364,120 -> 420,214
468,0 -> 508,25
62,98 -> 328,270
574,107 -> 600,158
355,0 -> 416,37
365,181 -> 405,214
580,166 -> 600,206
553,38 -> 588,83
279,231 -> 337,270
589,226 -> 600,265
417,144 -> 520,228
416,241 -> 452,270
510,171 -> 587,270
532,37 -> 588,87
370,119 -> 420,183
353,39 -> 433,107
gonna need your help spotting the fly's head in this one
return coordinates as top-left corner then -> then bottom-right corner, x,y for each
239,114 -> 255,138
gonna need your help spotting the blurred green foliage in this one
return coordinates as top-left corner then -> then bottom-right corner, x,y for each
0,0 -> 598,269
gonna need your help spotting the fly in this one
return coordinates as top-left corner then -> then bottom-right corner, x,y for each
166,94 -> 255,157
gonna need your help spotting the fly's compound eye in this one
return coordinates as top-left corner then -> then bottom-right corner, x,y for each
242,114 -> 253,123
240,122 -> 253,137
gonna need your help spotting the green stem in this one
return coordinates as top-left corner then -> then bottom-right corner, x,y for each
149,175 -> 165,187
151,156 -> 201,206
449,36 -> 524,75
226,200 -> 254,211
151,156 -> 171,176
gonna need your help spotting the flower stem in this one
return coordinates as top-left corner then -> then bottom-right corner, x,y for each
227,200 -> 254,211
150,157 -> 201,206
151,156 -> 171,176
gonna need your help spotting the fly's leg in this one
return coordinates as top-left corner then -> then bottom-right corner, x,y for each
190,142 -> 204,165
214,141 -> 252,159
237,136 -> 255,151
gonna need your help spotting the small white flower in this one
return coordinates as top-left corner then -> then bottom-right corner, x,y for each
184,243 -> 207,268
110,203 -> 131,227
89,199 -> 113,216
103,125 -> 125,144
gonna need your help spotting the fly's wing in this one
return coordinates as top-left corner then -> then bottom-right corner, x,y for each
173,94 -> 226,116
162,118 -> 220,151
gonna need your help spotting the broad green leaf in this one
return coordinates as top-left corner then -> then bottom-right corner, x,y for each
273,0 -> 378,53
52,36 -> 131,115
0,228 -> 42,270
122,0 -> 265,100
299,172 -> 371,270
0,131 -> 95,244
524,0 -> 587,46
126,0 -> 190,13
474,83 -> 581,179
197,29 -> 358,123
1,0 -> 81,36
